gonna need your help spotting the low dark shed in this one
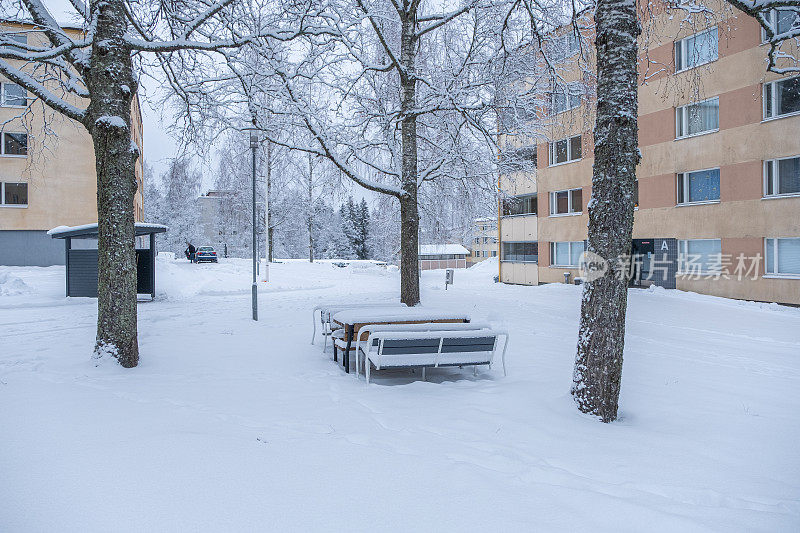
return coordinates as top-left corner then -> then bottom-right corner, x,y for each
49,223 -> 167,298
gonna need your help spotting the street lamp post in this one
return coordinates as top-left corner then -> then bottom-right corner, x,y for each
248,123 -> 259,321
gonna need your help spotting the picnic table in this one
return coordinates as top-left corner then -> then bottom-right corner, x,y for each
330,306 -> 471,373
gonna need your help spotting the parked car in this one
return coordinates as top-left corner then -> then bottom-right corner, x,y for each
195,246 -> 218,263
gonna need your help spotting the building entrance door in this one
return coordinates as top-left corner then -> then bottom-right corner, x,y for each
631,239 -> 655,286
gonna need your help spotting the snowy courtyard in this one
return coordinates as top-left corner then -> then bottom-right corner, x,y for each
1,258 -> 799,531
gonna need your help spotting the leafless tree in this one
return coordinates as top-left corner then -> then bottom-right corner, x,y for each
0,0 -> 332,367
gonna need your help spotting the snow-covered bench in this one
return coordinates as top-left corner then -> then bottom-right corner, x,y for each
355,326 -> 508,384
347,322 -> 491,375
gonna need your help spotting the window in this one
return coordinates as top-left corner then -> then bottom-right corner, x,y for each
483,237 -> 489,244
483,250 -> 488,258
548,33 -> 579,63
764,156 -> 800,197
675,27 -> 718,72
761,9 -> 800,42
474,237 -> 480,244
551,83 -> 581,115
492,251 -> 497,257
765,238 -> 800,277
502,194 -> 537,216
550,241 -> 585,267
473,250 -> 479,257
1,132 -> 27,156
549,135 -> 581,165
677,169 -> 720,204
500,145 -> 536,173
764,76 -> 800,120
502,242 -> 538,262
678,239 -> 722,274
633,179 -> 639,208
1,83 -> 26,107
0,32 -> 27,54
0,182 -> 28,206
676,97 -> 719,138
549,188 -> 582,215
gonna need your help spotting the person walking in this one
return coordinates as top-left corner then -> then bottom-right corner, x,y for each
186,242 -> 197,263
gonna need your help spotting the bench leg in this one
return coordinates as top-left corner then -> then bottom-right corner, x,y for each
473,365 -> 478,377
343,325 -> 353,374
333,345 -> 337,362
422,367 -> 426,381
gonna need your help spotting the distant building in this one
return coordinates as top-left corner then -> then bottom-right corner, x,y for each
469,217 -> 498,265
0,21 -> 144,266
418,244 -> 470,270
196,190 -> 247,256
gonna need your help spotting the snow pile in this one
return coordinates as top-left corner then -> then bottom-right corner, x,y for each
0,270 -> 31,296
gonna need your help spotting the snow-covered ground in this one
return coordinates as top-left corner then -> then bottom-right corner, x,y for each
1,258 -> 799,531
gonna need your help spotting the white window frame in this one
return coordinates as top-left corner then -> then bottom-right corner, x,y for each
548,135 -> 582,166
676,168 -> 721,206
549,241 -> 584,268
0,181 -> 28,208
0,82 -> 27,108
763,76 -> 800,121
550,83 -> 582,115
0,32 -> 27,54
550,33 -> 579,63
675,97 -> 719,139
763,156 -> 800,199
760,9 -> 800,43
502,241 -> 538,263
0,132 -> 28,157
678,238 -> 722,275
675,27 -> 718,73
549,188 -> 583,216
764,237 -> 800,278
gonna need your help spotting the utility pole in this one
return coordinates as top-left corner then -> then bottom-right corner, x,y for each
248,118 -> 259,321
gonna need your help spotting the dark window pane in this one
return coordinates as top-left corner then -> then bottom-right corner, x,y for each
633,180 -> 639,207
778,157 -> 800,194
4,133 -> 27,155
570,135 -> 582,160
4,182 -> 27,205
571,189 -> 582,212
3,83 -> 26,106
777,77 -> 800,116
556,190 -> 569,213
555,139 -> 568,163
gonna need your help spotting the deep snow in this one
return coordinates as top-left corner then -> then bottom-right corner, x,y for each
1,258 -> 799,531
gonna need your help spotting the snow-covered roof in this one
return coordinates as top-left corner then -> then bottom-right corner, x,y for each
419,244 -> 470,256
48,223 -> 168,238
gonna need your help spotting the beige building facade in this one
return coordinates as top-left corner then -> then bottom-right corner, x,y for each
469,217 -> 498,265
0,22 -> 144,266
499,6 -> 800,305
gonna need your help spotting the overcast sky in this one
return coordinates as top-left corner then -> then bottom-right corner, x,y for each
40,0 -> 374,202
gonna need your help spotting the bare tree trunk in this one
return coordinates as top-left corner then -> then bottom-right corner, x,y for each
266,140 -> 273,262
86,0 -> 139,367
572,0 -> 641,422
399,14 -> 420,306
308,152 -> 314,263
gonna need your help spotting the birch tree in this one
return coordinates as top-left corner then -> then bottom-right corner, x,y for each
246,0 -> 501,305
0,0 -> 330,367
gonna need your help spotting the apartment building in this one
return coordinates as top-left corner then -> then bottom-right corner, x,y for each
0,22 -> 144,266
499,5 -> 800,305
469,217 -> 499,265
